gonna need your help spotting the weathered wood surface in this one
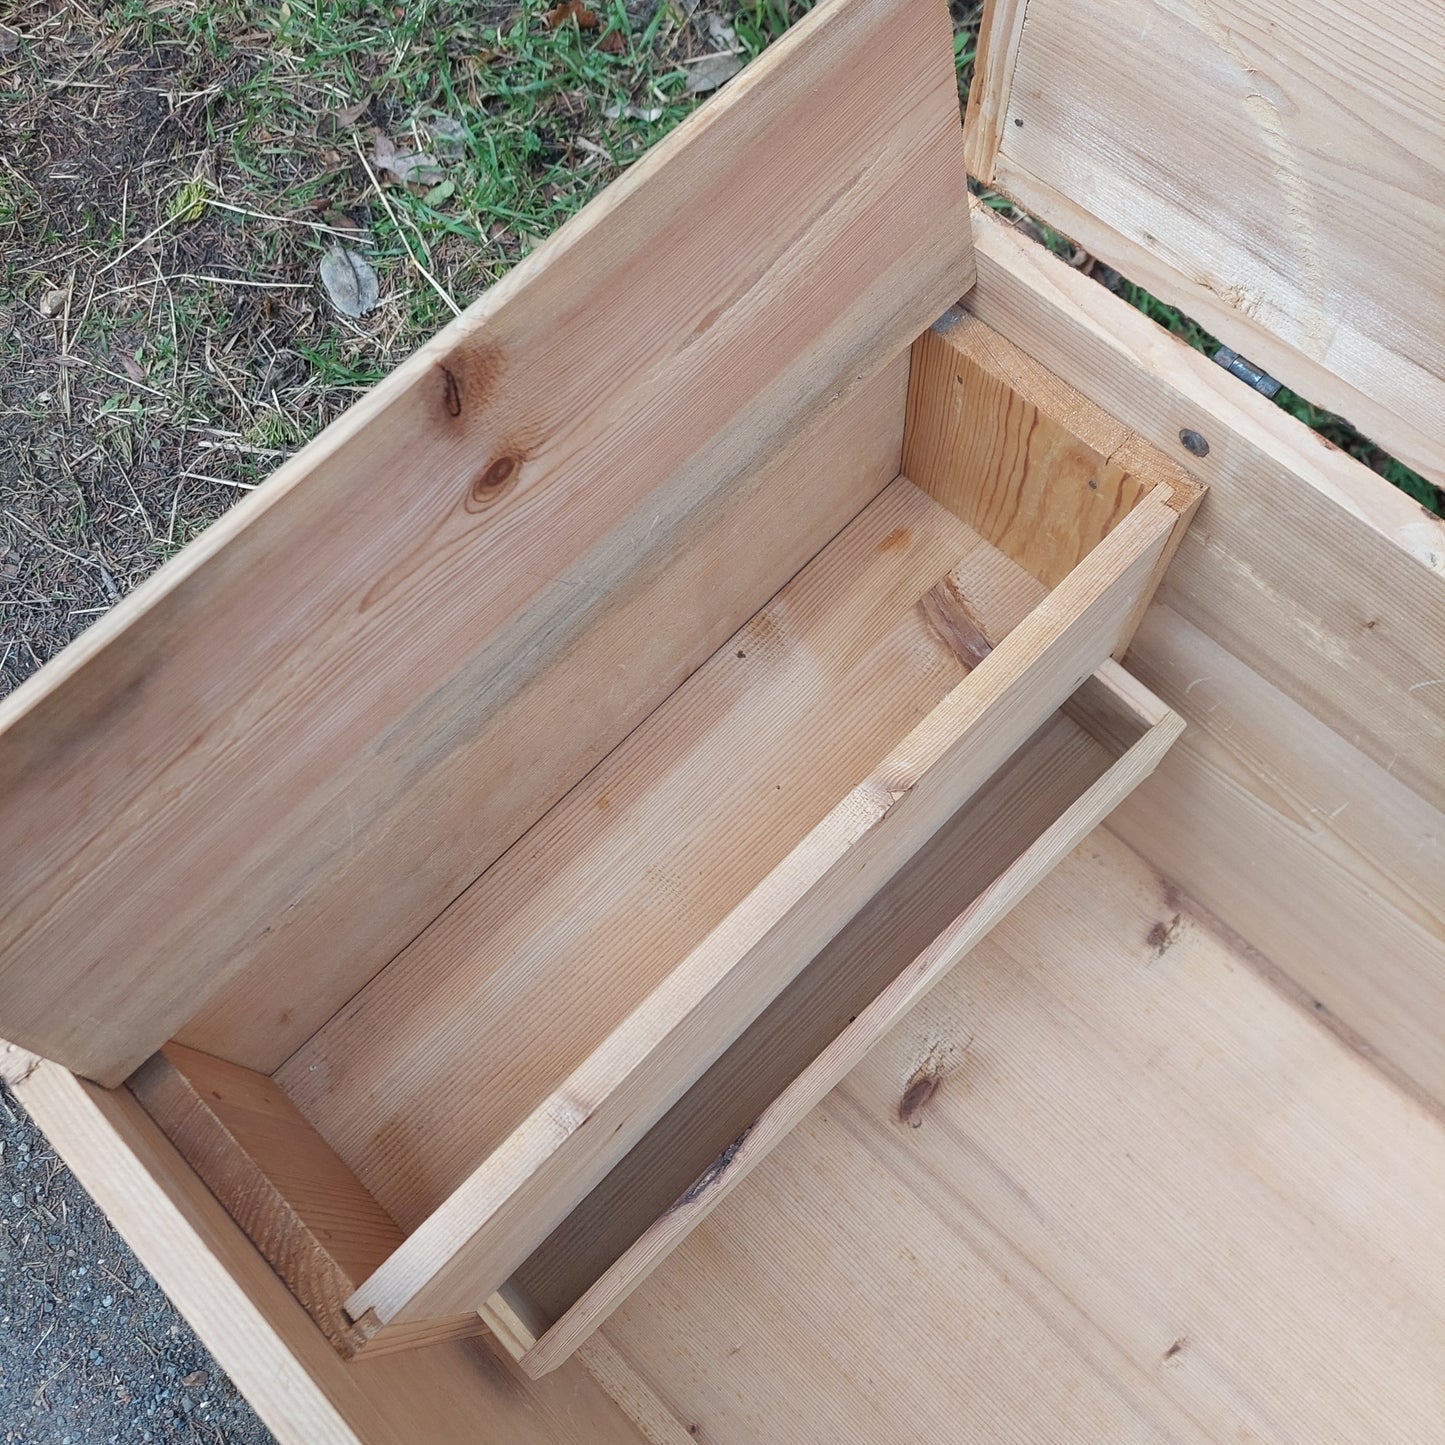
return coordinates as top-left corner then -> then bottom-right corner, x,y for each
0,0 -> 970,1086
967,206 -> 1445,1106
968,0 -> 1445,488
602,833 -> 1445,1443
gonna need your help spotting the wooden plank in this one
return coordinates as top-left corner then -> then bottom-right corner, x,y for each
0,1045 -> 646,1445
964,205 -> 1445,1099
961,0 -> 1029,179
508,670 -> 1180,1376
127,1044 -> 487,1358
973,0 -> 1445,487
334,486 -> 1178,1328
573,1336 -> 701,1445
182,356 -> 910,1076
1111,604 -> 1445,1107
0,0 -> 971,1086
905,310 -> 1140,585
903,307 -> 1203,591
602,833 -> 1445,1443
965,203 -> 1445,801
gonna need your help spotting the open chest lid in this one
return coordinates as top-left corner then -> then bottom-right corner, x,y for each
966,0 -> 1445,489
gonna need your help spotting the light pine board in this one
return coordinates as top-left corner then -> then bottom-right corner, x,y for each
348,476 -> 1172,1327
0,1044 -> 646,1445
127,1044 -> 487,1357
0,0 -> 970,1086
966,205 -> 1445,1106
1111,604 -> 1445,1107
902,308 -> 1204,653
182,354 -> 910,1076
602,832 -> 1445,1443
971,0 -> 1445,487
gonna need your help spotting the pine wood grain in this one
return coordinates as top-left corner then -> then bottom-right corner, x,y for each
0,0 -> 971,1086
127,1044 -> 487,1358
348,491 -> 1176,1325
182,354 -> 910,1076
0,1044 -> 645,1445
973,0 -> 1445,487
601,832 -> 1445,1443
966,204 -> 1445,1103
281,478 -> 988,1224
904,307 -> 1202,593
1111,604 -> 1445,1107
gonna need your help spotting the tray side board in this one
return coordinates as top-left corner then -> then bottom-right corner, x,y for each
968,0 -> 1445,488
0,0 -> 972,1086
507,668 -> 1183,1376
964,205 -> 1445,1108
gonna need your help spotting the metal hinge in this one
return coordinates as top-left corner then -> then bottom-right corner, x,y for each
1212,346 -> 1282,399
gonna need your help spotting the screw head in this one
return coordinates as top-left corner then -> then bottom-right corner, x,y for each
1178,428 -> 1210,457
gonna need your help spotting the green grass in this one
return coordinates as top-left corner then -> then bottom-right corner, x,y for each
185,0 -> 816,340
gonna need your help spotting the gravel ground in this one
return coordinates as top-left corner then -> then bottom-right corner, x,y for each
0,1080 -> 274,1444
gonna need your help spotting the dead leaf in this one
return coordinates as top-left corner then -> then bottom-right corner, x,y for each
417,112 -> 467,150
38,284 -> 70,318
602,100 -> 663,122
370,133 -> 444,187
319,246 -> 379,318
598,27 -> 627,54
684,52 -> 743,94
321,209 -> 366,239
545,0 -> 599,28
0,25 -> 18,54
334,97 -> 369,127
118,352 -> 146,383
703,12 -> 738,47
181,1370 -> 209,1389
